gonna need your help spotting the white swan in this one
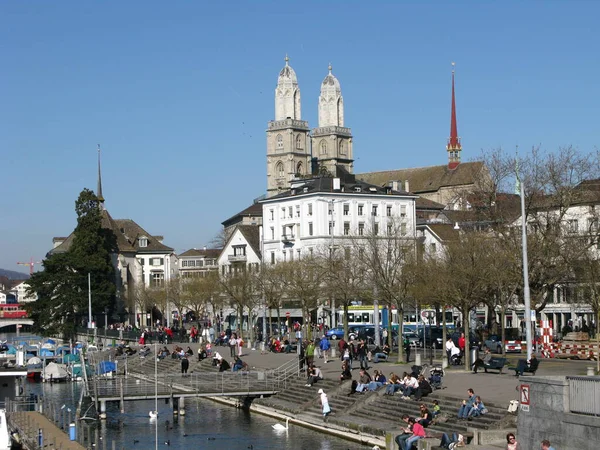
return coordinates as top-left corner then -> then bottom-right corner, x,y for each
272,417 -> 290,431
149,410 -> 158,419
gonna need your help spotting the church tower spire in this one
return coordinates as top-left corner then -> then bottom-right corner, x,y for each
447,62 -> 462,170
266,55 -> 311,197
97,144 -> 105,207
313,62 -> 353,175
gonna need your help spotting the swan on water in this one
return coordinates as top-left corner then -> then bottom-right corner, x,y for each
272,417 -> 290,431
149,410 -> 158,419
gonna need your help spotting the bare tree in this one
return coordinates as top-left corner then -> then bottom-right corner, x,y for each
353,217 -> 417,362
219,265 -> 261,343
321,245 -> 369,341
279,256 -> 325,340
182,273 -> 222,326
256,263 -> 286,337
436,231 -> 493,370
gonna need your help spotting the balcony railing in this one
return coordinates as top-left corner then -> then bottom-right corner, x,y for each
281,234 -> 295,242
228,255 -> 247,262
567,375 -> 600,416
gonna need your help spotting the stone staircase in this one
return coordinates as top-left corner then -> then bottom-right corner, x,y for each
258,375 -> 511,446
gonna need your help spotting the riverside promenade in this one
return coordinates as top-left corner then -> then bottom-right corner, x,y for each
114,342 -> 550,449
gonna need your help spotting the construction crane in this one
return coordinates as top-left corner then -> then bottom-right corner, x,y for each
17,257 -> 41,276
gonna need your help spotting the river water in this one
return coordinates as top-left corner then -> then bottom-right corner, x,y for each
11,334 -> 372,450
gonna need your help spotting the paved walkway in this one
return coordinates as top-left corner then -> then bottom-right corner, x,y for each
117,341 -> 593,404
8,411 -> 86,450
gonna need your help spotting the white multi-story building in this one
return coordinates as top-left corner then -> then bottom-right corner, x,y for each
177,248 -> 220,278
10,281 -> 37,303
260,170 -> 418,263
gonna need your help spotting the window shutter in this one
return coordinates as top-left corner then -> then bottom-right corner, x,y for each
160,258 -> 164,265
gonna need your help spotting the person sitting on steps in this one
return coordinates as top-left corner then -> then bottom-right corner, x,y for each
366,369 -> 386,391
305,363 -> 323,387
457,388 -> 476,419
339,360 -> 352,383
466,395 -> 488,420
354,368 -> 372,392
383,372 -> 403,395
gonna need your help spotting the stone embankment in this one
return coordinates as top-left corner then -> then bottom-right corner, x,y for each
118,347 -> 514,449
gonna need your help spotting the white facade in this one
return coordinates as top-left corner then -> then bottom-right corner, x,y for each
217,227 -> 262,274
11,281 -> 37,303
261,187 -> 417,264
135,253 -> 175,287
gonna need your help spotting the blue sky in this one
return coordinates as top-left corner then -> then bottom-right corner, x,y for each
2,1 -> 599,272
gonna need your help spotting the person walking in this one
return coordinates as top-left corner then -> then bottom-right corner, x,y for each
181,356 -> 189,375
306,340 -> 315,367
357,340 -> 369,370
404,336 -> 411,363
318,388 -> 331,422
319,335 -> 331,363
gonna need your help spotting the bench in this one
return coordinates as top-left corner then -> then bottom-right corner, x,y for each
509,358 -> 540,376
484,357 -> 507,373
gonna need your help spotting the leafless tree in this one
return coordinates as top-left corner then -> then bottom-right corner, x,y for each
219,265 -> 261,343
353,217 -> 417,362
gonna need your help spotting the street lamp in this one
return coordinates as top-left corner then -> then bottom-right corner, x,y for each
317,198 -> 342,329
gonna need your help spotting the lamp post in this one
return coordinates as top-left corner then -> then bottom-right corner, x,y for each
519,181 -> 533,360
260,225 -> 267,347
317,198 -> 341,330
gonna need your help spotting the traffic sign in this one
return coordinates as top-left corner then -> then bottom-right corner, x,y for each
520,384 -> 530,405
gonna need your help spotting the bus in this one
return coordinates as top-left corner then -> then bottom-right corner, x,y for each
0,303 -> 28,319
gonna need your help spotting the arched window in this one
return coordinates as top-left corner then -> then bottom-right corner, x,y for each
296,161 -> 303,175
295,134 -> 302,149
339,141 -> 346,155
320,140 -> 327,155
276,134 -> 284,150
276,161 -> 284,178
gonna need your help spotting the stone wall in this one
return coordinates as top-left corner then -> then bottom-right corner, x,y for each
517,375 -> 600,450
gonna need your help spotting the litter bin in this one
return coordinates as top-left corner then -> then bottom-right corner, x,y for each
69,423 -> 76,441
470,348 -> 479,366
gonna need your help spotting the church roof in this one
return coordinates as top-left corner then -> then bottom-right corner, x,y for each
356,161 -> 485,194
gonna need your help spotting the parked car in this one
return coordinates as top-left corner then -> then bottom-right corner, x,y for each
326,325 -> 364,340
326,326 -> 345,340
417,327 -> 445,349
484,335 -> 522,354
392,330 -> 420,347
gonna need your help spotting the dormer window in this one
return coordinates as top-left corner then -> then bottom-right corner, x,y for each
139,236 -> 148,248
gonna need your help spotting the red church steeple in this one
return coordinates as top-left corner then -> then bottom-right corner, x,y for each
447,62 -> 461,170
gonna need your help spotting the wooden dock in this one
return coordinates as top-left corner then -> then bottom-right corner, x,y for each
8,411 -> 86,450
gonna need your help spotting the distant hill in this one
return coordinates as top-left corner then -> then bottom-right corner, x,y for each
0,269 -> 30,280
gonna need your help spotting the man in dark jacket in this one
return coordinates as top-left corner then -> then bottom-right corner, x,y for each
181,356 -> 189,375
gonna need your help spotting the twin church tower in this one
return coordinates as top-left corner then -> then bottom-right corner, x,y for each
266,56 -> 354,197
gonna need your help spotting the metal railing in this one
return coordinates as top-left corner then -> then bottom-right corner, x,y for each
88,371 -> 280,400
567,376 -> 600,416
